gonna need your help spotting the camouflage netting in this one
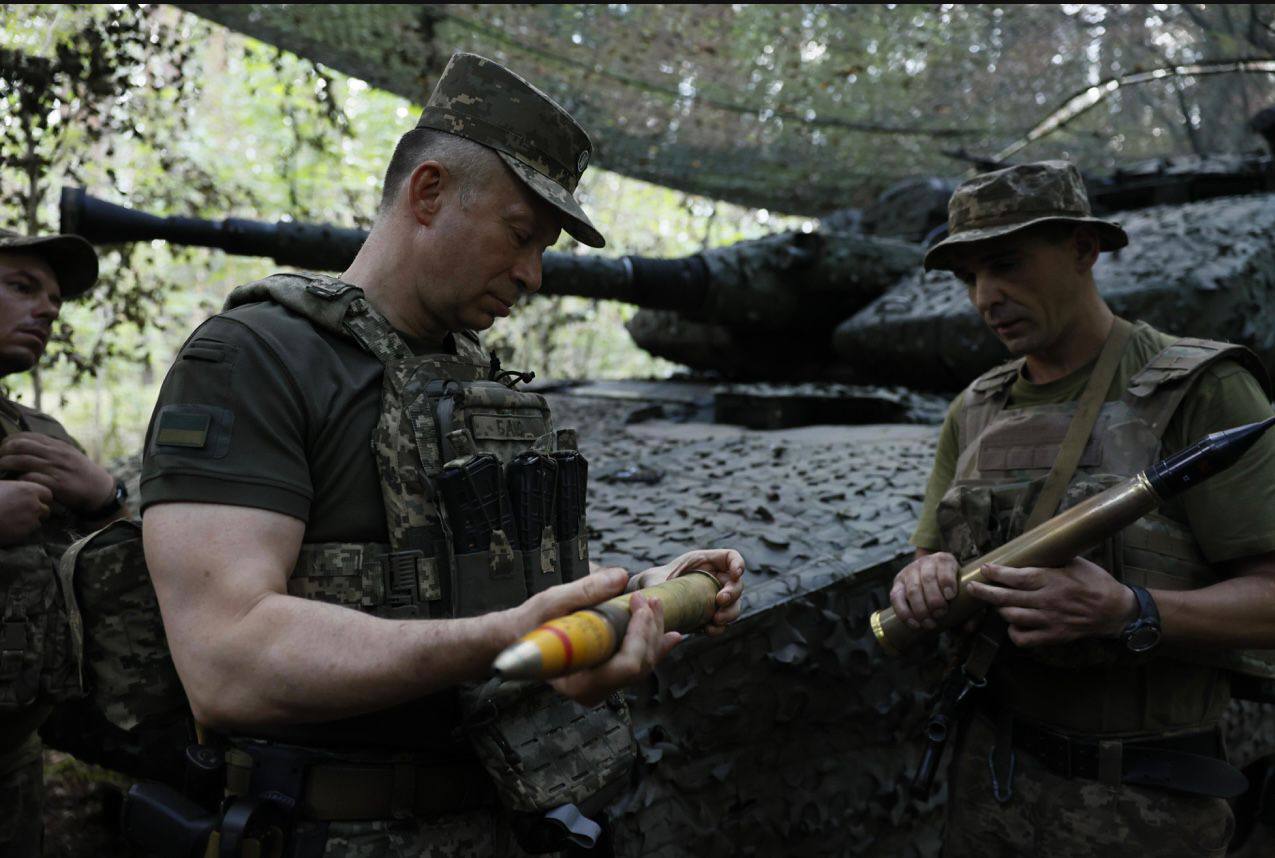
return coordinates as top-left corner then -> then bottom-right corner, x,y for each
835,192 -> 1275,391
546,387 -> 1275,856
545,389 -> 947,855
178,4 -> 1275,213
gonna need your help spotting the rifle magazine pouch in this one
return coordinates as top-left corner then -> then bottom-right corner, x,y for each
459,680 -> 636,815
59,520 -> 185,731
0,542 -> 66,710
452,534 -> 528,618
507,453 -> 563,596
551,449 -> 590,584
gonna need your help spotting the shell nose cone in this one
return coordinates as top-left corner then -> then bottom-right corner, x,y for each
492,640 -> 543,680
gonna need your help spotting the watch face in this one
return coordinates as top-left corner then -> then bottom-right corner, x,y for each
1126,623 -> 1161,653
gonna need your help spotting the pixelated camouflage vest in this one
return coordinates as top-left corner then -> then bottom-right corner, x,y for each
938,334 -> 1275,733
0,399 -> 91,723
220,273 -> 633,814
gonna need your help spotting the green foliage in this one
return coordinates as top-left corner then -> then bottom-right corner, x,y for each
0,5 -> 798,460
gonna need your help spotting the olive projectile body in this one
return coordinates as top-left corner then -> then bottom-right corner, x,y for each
493,570 -> 722,680
871,415 -> 1275,654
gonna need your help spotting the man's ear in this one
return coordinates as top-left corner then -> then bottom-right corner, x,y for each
407,161 -> 447,226
1072,225 -> 1101,274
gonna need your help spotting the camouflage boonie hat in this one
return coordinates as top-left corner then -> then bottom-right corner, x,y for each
0,229 -> 98,298
416,52 -> 605,248
923,160 -> 1128,272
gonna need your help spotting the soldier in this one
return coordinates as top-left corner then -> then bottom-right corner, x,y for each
891,161 -> 1275,857
139,53 -> 744,855
0,230 -> 127,857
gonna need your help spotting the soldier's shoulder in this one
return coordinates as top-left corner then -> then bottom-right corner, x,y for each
4,398 -> 77,445
965,358 -> 1024,399
1127,321 -> 1270,398
217,298 -> 328,342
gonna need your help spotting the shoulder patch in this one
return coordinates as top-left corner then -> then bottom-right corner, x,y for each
151,404 -> 234,458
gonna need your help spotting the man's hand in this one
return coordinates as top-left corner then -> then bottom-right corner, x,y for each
626,548 -> 746,635
965,557 -> 1137,647
508,568 -> 680,707
0,480 -> 52,544
0,432 -> 116,515
890,551 -> 960,630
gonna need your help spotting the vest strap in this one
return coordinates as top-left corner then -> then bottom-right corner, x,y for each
962,317 -> 1136,800
1024,316 -> 1134,531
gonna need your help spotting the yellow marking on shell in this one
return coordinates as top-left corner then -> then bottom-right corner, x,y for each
526,611 -> 617,676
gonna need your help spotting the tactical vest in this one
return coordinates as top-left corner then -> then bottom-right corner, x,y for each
937,334 -> 1275,735
0,399 -> 88,741
215,273 -> 632,815
25,273 -> 629,815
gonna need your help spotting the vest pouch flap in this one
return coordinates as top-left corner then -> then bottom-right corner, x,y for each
555,536 -> 589,585
458,680 -> 636,814
440,382 -> 553,465
453,536 -> 528,618
59,521 -> 186,731
936,484 -> 999,562
0,542 -> 60,711
523,527 -> 562,596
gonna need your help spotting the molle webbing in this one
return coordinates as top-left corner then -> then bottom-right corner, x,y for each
287,543 -> 442,611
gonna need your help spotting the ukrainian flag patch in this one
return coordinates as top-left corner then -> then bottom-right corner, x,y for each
156,410 -> 212,448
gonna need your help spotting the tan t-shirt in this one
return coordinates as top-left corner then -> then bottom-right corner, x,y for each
910,323 -> 1275,564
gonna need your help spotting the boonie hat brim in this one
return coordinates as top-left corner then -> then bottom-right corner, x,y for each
923,215 -> 1128,272
498,152 -> 606,249
0,232 -> 99,299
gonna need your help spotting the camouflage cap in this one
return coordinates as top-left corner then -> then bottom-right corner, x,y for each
0,229 -> 98,299
923,160 -> 1128,272
416,52 -> 605,248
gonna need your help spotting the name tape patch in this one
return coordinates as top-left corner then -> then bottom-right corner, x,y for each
470,413 -> 545,442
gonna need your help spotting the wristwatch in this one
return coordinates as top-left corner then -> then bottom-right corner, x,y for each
86,478 -> 128,520
1120,584 -> 1162,653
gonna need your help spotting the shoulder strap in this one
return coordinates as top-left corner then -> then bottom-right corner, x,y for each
1124,337 -> 1272,440
957,358 -> 1025,452
1024,317 -> 1135,530
969,359 -> 1024,399
224,272 -> 415,365
964,318 -> 1135,699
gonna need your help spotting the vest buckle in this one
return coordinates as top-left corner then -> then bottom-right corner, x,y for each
381,550 -> 424,608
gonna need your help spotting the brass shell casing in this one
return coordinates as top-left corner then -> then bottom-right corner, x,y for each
493,570 -> 723,680
871,473 -> 1161,655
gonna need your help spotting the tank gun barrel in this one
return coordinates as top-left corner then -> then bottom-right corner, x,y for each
60,186 -> 369,273
59,187 -> 711,312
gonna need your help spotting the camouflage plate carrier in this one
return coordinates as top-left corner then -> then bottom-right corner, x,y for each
937,327 -> 1275,735
0,400 -> 94,857
217,273 -> 635,840
21,272 -> 632,854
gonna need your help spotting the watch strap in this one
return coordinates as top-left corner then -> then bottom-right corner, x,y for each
1126,584 -> 1161,627
85,478 -> 127,520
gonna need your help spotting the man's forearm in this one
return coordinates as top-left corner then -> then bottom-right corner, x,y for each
188,592 -> 518,728
1154,563 -> 1275,649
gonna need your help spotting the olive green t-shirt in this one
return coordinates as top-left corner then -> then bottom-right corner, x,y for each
910,323 -> 1275,564
140,299 -> 477,752
140,300 -> 455,541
